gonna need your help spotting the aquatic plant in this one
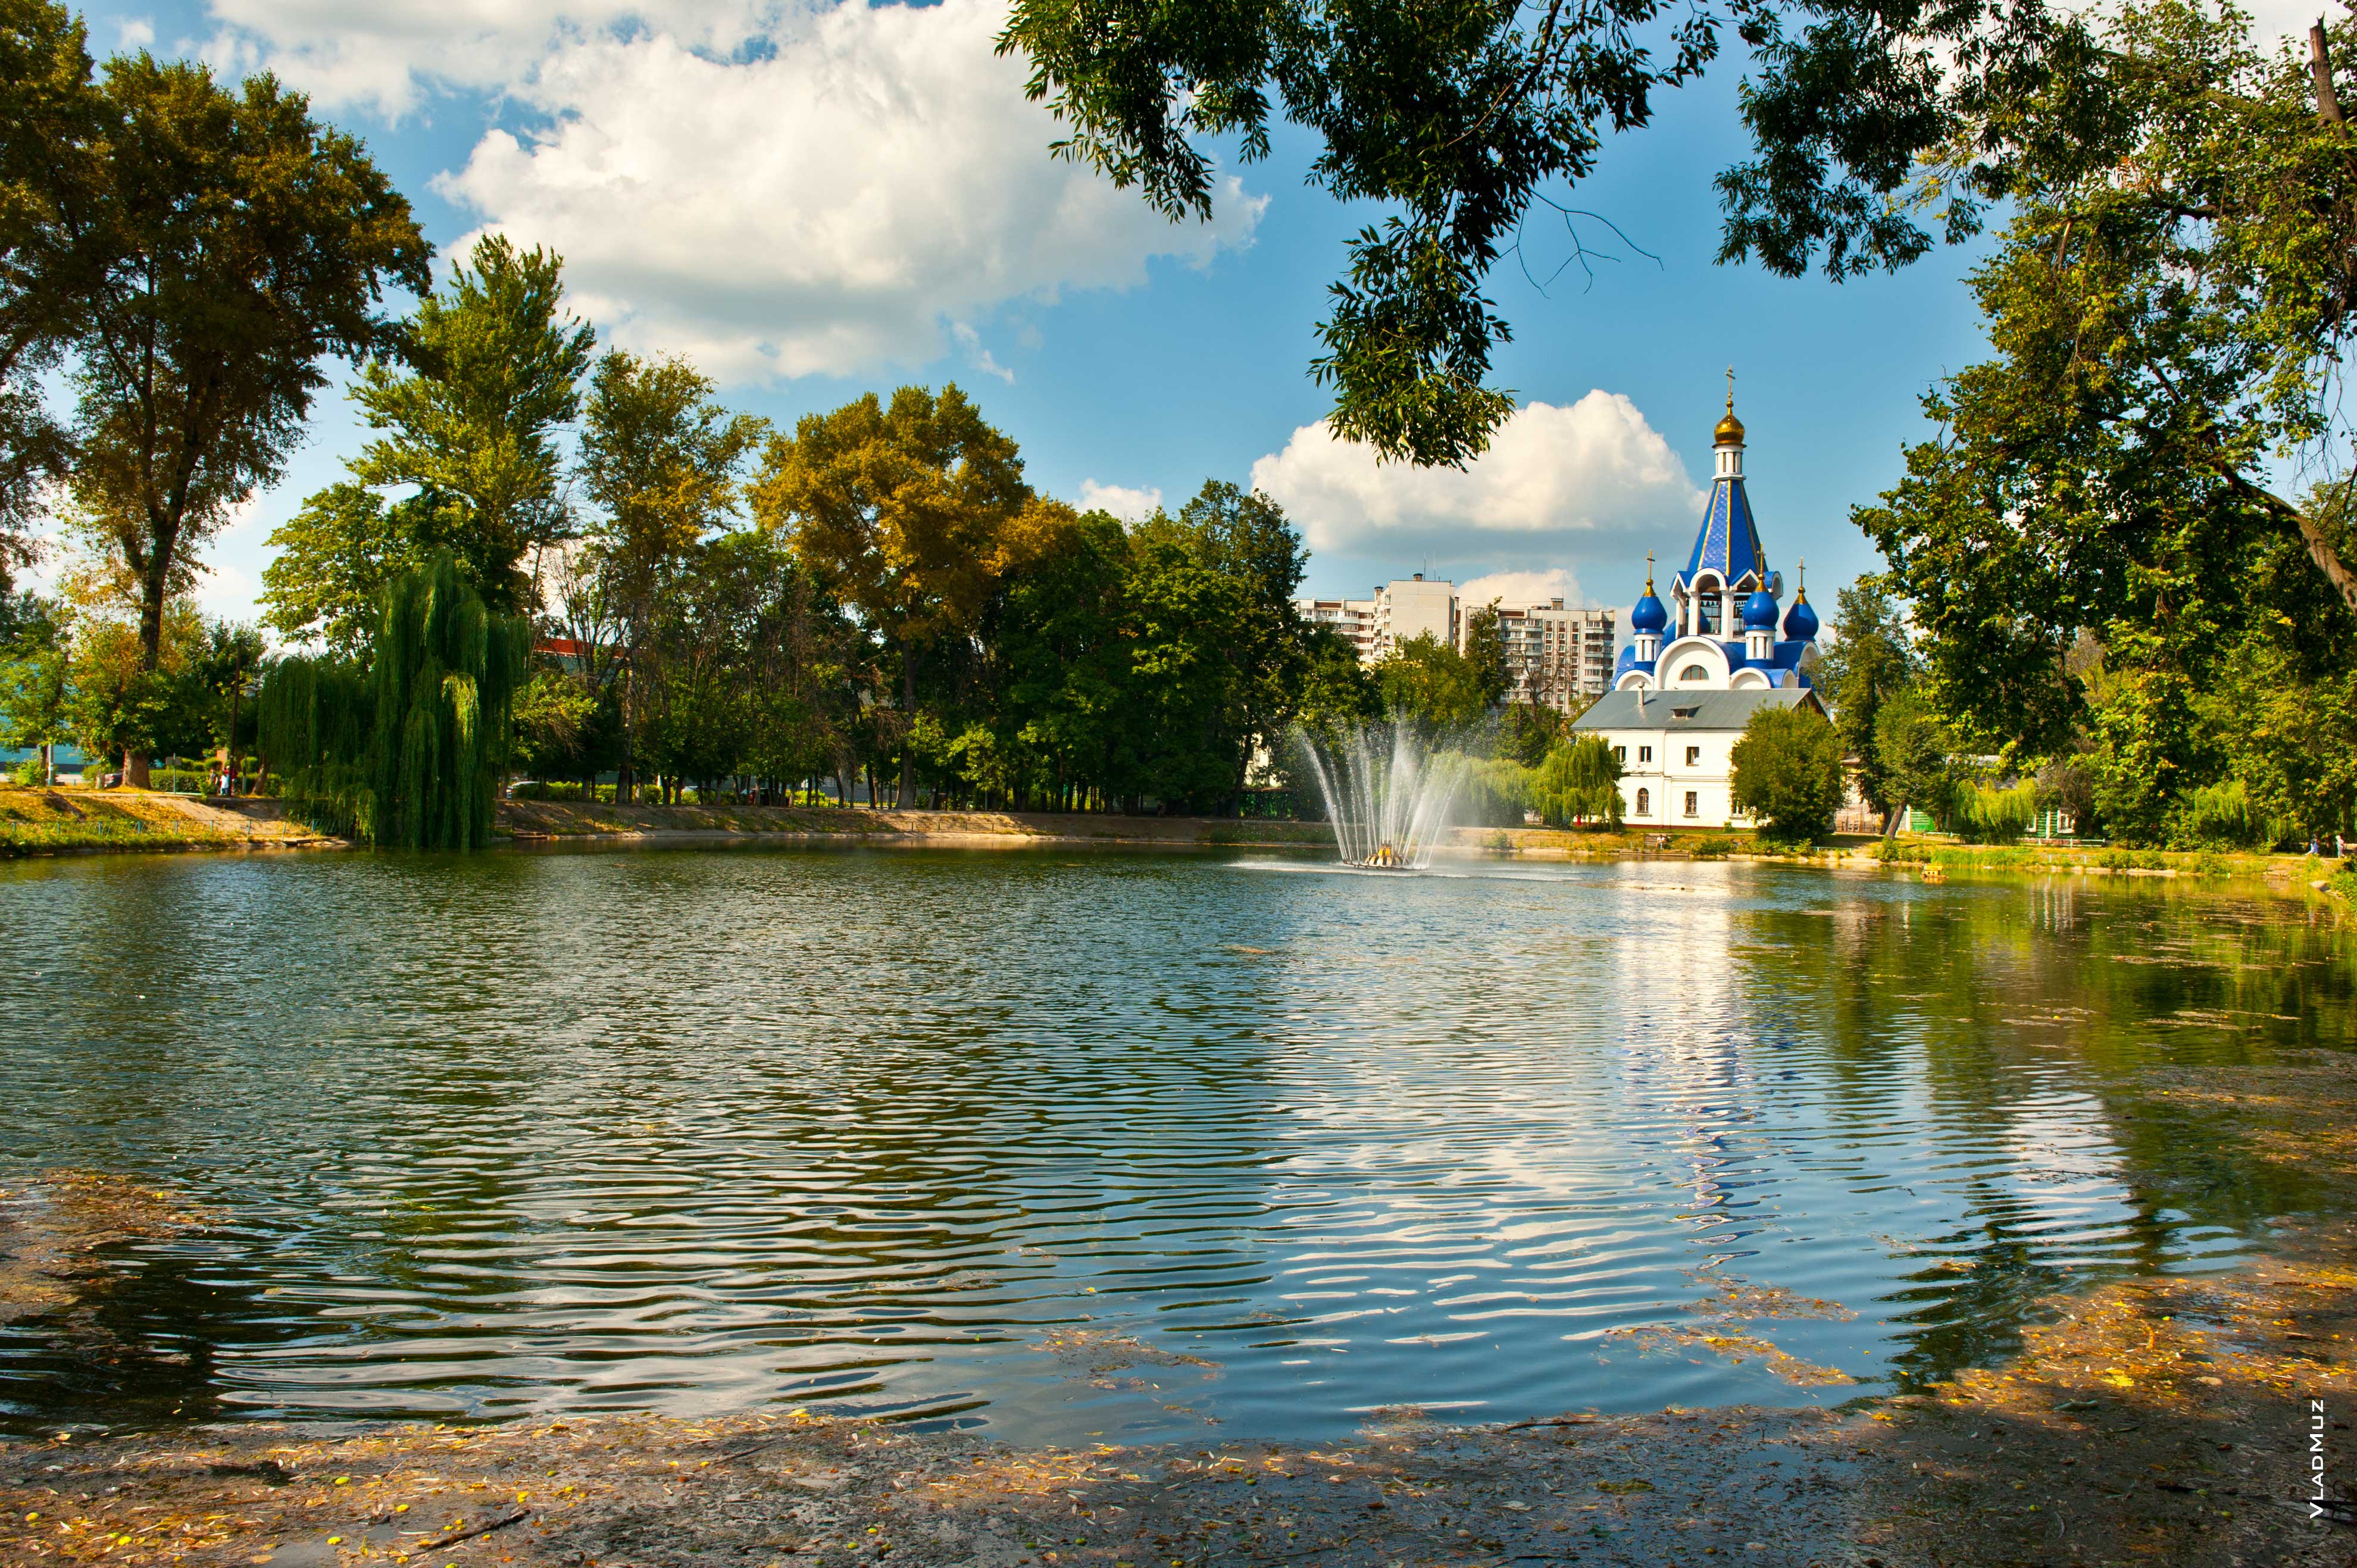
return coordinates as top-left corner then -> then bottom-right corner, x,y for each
261,554 -> 529,849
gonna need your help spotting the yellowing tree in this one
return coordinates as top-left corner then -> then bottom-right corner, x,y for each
751,385 -> 1029,805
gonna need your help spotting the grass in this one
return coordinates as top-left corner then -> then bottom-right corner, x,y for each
0,785 -> 318,854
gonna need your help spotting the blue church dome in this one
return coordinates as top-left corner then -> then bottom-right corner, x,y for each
1783,588 -> 1819,642
1631,552 -> 1668,634
1743,589 -> 1780,631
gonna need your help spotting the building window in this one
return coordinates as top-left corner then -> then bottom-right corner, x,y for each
1613,745 -> 1625,762
1636,788 -> 1650,816
1684,790 -> 1699,818
1685,746 -> 1701,766
1638,746 -> 1652,763
1679,663 -> 1709,682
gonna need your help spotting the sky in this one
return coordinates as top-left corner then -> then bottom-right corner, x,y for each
43,0 -> 2327,638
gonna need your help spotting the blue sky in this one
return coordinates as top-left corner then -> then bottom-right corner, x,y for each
50,0 -> 2317,637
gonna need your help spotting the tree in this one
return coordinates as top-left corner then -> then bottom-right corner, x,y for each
1374,632 -> 1489,733
1459,601 -> 1511,711
1531,735 -> 1623,827
347,236 -> 594,613
752,385 -> 1030,806
999,0 -> 2089,465
260,483 -> 439,655
52,52 -> 429,785
1812,578 -> 1916,814
0,0 -> 99,588
580,348 -> 764,800
260,553 -> 530,848
1872,687 -> 1958,835
0,591 -> 68,781
194,618 -> 265,774
60,58 -> 429,783
1729,702 -> 1845,841
1858,5 -> 2357,750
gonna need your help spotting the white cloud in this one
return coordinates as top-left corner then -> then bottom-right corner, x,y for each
423,0 -> 1263,383
1250,392 -> 1705,572
205,0 -> 786,117
117,18 -> 157,50
1459,567 -> 1587,610
951,323 -> 1014,384
1077,480 -> 1162,522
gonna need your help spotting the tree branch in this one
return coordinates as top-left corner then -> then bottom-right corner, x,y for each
2224,470 -> 2357,616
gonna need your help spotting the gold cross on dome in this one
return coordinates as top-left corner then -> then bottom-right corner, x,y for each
1725,365 -> 1735,408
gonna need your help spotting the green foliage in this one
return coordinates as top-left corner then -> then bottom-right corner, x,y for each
1530,736 -> 1624,828
1814,578 -> 1915,815
2185,778 -> 2259,848
1374,633 -> 1490,733
1856,3 -> 2357,843
997,0 -> 2084,466
260,553 -> 529,848
1960,780 -> 2036,844
261,484 -> 437,656
1873,687 -> 1958,832
1456,754 -> 1534,828
1729,703 -> 1845,842
39,33 -> 429,706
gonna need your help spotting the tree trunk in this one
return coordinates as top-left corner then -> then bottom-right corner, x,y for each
896,647 -> 918,808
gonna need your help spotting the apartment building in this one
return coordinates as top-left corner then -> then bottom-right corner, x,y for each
1293,576 -> 1618,704
1295,575 -> 1455,663
1489,599 -> 1618,711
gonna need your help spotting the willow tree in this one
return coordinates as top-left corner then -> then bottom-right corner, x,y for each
1532,736 -> 1624,828
261,553 -> 529,849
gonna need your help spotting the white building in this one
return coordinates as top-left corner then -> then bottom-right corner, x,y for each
1570,385 -> 1830,828
1295,578 -> 1618,701
1296,575 -> 1456,662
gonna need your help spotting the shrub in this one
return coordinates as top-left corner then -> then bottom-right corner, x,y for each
1729,703 -> 1845,842
1689,834 -> 1740,859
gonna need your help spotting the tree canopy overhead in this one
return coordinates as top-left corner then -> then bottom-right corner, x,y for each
999,0 -> 2081,467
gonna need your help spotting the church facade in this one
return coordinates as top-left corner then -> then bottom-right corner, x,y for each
1571,388 -> 1828,830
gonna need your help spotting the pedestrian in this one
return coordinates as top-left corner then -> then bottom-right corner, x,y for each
2309,833 -> 2322,856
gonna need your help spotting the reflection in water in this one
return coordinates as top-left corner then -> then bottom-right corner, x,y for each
0,847 -> 2347,1442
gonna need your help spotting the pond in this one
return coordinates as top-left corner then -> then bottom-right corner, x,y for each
1,844 -> 2348,1444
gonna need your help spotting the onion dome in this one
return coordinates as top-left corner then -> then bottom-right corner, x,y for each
1783,564 -> 1820,641
1631,553 -> 1668,634
1743,588 -> 1780,631
1714,398 -> 1746,447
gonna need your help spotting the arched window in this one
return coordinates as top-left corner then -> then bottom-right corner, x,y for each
1680,664 -> 1709,682
1636,788 -> 1650,816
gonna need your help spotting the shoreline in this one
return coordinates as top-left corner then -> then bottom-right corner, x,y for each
1,790 -> 2342,906
5,1219 -> 2346,1567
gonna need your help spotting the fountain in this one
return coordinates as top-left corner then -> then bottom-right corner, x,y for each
1296,722 -> 1469,870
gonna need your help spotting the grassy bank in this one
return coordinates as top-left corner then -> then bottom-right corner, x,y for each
0,787 -> 337,856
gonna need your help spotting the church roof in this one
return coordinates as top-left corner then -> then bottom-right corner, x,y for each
1678,477 -> 1768,590
1572,686 -> 1821,733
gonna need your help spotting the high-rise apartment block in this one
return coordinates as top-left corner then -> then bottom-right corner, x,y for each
1293,575 -> 1619,708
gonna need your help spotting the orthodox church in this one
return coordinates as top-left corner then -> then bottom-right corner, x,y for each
1571,383 -> 1830,829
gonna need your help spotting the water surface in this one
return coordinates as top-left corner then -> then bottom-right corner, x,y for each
1,844 -> 2347,1442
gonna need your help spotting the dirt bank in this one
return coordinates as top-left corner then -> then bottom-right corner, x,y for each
496,800 -> 1339,850
0,789 -> 339,857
